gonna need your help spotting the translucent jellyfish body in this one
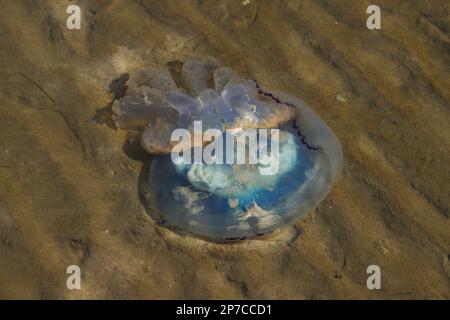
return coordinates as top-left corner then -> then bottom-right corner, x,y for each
112,58 -> 343,241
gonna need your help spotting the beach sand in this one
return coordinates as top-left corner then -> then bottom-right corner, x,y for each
0,0 -> 449,299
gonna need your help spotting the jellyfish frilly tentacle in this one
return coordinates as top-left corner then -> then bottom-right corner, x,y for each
255,88 -> 343,184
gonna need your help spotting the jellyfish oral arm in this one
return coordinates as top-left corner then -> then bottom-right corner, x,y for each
170,121 -> 280,175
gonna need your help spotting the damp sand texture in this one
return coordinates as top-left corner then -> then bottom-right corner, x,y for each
0,0 -> 449,299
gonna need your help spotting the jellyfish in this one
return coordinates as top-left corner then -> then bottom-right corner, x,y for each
112,57 -> 343,241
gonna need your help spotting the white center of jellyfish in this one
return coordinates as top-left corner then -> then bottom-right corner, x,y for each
175,131 -> 298,198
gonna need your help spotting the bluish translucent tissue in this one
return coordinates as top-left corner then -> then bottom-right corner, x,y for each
112,57 -> 343,240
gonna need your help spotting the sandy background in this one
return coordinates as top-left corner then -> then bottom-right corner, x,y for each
0,0 -> 449,299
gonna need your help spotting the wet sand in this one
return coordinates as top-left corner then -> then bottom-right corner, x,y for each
0,0 -> 449,299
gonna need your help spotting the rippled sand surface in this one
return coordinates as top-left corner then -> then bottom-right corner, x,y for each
0,0 -> 449,299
